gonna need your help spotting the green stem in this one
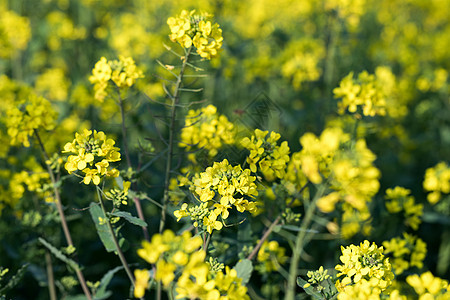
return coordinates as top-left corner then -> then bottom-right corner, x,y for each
118,91 -> 150,241
33,129 -> 93,300
96,188 -> 135,287
159,46 -> 192,234
247,184 -> 309,261
285,185 -> 325,300
45,251 -> 57,300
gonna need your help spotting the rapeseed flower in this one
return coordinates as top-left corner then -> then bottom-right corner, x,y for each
89,56 -> 143,102
62,129 -> 120,185
167,10 -> 223,59
335,240 -> 394,292
241,129 -> 290,181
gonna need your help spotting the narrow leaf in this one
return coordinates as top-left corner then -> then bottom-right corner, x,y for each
38,238 -> 79,271
89,203 -> 116,252
0,264 -> 28,295
95,266 -> 124,299
110,211 -> 147,227
233,259 -> 253,286
296,277 -> 323,299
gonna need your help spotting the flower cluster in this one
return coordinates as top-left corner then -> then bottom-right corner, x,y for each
175,159 -> 258,234
295,127 -> 380,213
382,233 -> 427,275
241,129 -> 290,181
281,38 -> 325,90
104,181 -> 131,208
0,8 -> 31,58
62,129 -> 121,185
423,162 -> 450,204
135,230 -> 249,299
406,271 -> 450,300
385,186 -> 423,230
256,240 -> 288,273
335,240 -> 394,293
6,94 -> 57,147
180,105 -> 235,163
167,10 -> 223,59
89,56 -> 143,101
334,68 -> 391,117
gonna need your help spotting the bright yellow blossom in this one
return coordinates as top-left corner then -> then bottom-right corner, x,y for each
241,129 -> 290,181
335,240 -> 394,293
423,162 -> 450,204
62,129 -> 120,185
89,56 -> 143,102
167,10 -> 223,59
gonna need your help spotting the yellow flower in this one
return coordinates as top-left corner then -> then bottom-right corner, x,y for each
82,168 -> 100,185
62,129 -> 121,185
334,68 -> 392,117
423,162 -> 450,204
335,240 -> 394,292
89,56 -> 143,102
155,260 -> 177,287
134,269 -> 150,298
167,10 -> 223,59
385,187 -> 423,230
406,271 -> 450,299
0,9 -> 31,58
241,129 -> 290,181
383,233 -> 427,275
180,105 -> 235,162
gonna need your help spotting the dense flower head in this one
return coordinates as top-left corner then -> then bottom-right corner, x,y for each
241,129 -> 290,181
136,230 -> 250,299
256,240 -> 288,273
175,159 -> 258,234
0,8 -> 31,58
167,10 -> 223,59
5,93 -> 57,147
62,129 -> 121,185
335,240 -> 394,293
385,186 -> 423,230
180,105 -> 235,162
281,38 -> 325,90
406,271 -> 450,300
340,203 -> 372,239
295,127 -> 380,213
382,233 -> 427,275
89,56 -> 143,101
104,181 -> 131,208
334,68 -> 391,117
423,162 -> 450,204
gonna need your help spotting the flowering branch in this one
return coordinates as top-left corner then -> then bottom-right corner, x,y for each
33,129 -> 93,300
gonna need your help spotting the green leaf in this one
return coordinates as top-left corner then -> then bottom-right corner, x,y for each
38,238 -> 80,271
94,266 -> 124,299
296,277 -> 323,299
0,264 -> 28,295
89,203 -> 116,253
110,211 -> 147,227
233,259 -> 253,286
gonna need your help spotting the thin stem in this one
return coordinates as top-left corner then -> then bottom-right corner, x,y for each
118,90 -> 150,241
247,184 -> 309,261
247,216 -> 282,261
285,185 -> 325,300
45,251 -> 57,300
159,46 -> 192,234
96,187 -> 135,287
34,129 -> 93,300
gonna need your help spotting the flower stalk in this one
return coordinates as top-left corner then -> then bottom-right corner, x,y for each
159,46 -> 192,233
285,185 -> 325,300
33,129 -> 93,300
95,187 -> 135,287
